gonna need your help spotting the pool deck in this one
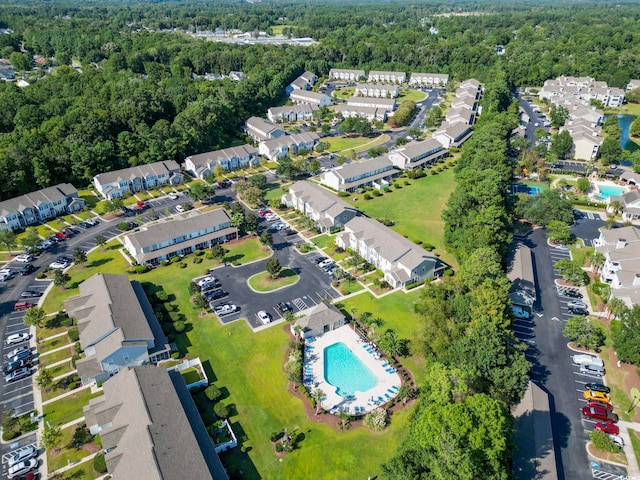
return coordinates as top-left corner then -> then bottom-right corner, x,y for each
590,180 -> 629,202
303,325 -> 401,416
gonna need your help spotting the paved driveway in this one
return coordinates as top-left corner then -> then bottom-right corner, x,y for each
207,217 -> 339,329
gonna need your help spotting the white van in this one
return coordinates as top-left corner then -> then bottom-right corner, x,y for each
573,354 -> 604,367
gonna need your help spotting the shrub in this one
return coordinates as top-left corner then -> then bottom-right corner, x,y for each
155,291 -> 168,302
205,385 -> 222,402
68,328 -> 80,342
193,257 -> 203,264
214,402 -> 229,419
363,408 -> 388,431
270,431 -> 280,442
93,453 -> 108,473
166,303 -> 179,312
60,315 -> 73,327
383,186 -> 391,192
363,193 -> 372,200
72,425 -> 93,447
71,354 -> 81,368
135,265 -> 148,274
195,250 -> 205,256
168,311 -> 182,323
74,342 -> 82,354
338,191 -> 350,197
126,267 -> 136,274
444,268 -> 454,277
178,262 -> 187,268
372,189 -> 382,197
174,321 -> 186,333
171,351 -> 180,359
161,260 -> 170,266
275,443 -> 284,452
590,430 -> 618,452
403,180 -> 410,185
170,256 -> 181,264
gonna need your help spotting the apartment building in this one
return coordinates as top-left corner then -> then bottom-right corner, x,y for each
93,161 -> 183,200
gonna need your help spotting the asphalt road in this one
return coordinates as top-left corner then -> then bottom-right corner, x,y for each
516,94 -> 551,145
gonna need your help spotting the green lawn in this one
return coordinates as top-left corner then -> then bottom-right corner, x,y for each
311,234 -> 332,250
333,87 -> 355,100
181,367 -> 202,385
78,190 -> 99,210
334,280 -> 365,295
629,429 -> 640,469
398,88 -> 427,103
47,360 -> 74,379
271,25 -> 298,35
50,459 -> 98,479
248,269 -> 299,292
41,241 -> 130,314
354,168 -> 457,268
47,425 -> 93,471
340,290 -> 427,385
43,388 -> 103,427
39,345 -> 74,368
325,135 -> 385,153
264,183 -> 291,203
39,334 -> 73,354
224,238 -> 272,266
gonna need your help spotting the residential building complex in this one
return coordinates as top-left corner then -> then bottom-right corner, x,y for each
329,68 -> 365,81
281,181 -> 358,233
336,216 -> 442,288
560,119 -> 603,160
354,83 -> 399,98
608,189 -> 640,222
64,274 -> 171,385
594,226 -> 640,307
258,132 -> 319,161
409,73 -> 449,87
289,90 -> 333,107
267,104 -> 317,123
292,303 -> 346,339
319,156 -> 397,192
433,122 -> 473,148
334,104 -> 388,122
122,209 -> 237,265
388,139 -> 448,170
367,70 -> 406,84
93,161 -> 183,200
286,71 -> 318,94
84,365 -> 228,479
540,76 -> 625,107
0,183 -> 85,231
184,144 -> 258,179
245,116 -> 286,142
346,96 -> 396,112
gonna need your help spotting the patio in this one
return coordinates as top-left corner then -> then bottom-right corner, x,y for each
303,325 -> 401,416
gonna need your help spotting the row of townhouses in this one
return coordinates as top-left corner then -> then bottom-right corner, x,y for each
354,83 -> 399,98
594,226 -> 640,308
267,104 -> 317,123
319,137 -> 447,192
281,181 -> 443,287
431,78 -> 481,148
613,173 -> 640,222
93,160 -> 184,200
538,76 -> 624,160
328,69 -> 449,87
285,71 -> 318,94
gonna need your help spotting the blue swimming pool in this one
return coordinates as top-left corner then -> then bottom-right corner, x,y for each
324,342 -> 377,397
596,185 -> 626,201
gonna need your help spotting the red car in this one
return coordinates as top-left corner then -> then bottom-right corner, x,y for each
55,231 -> 69,239
13,302 -> 33,311
258,209 -> 272,217
588,400 -> 613,412
595,422 -> 620,435
136,201 -> 147,210
582,406 -> 618,423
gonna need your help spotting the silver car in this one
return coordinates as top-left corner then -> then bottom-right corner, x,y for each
580,363 -> 605,377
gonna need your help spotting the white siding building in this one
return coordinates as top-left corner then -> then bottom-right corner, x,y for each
367,70 -> 406,84
290,90 -> 333,107
184,145 -> 258,178
320,156 -> 398,192
258,132 -> 320,161
328,68 -> 365,81
93,161 -> 183,200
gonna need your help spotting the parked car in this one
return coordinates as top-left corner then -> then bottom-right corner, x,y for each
569,306 -> 589,316
19,264 -> 35,276
567,300 -> 588,310
258,209 -> 272,217
168,192 -> 179,200
214,304 -> 239,317
0,270 -> 14,282
6,346 -> 31,359
285,229 -> 298,236
585,383 -> 610,394
6,367 -> 31,383
20,290 -> 42,298
201,281 -> 221,293
511,305 -> 531,319
7,458 -> 37,479
277,302 -> 292,313
13,302 -> 33,311
5,333 -> 30,346
587,400 -> 613,411
313,256 -> 327,264
85,218 -> 99,226
14,254 -> 33,263
583,390 -> 611,403
175,204 -> 185,213
63,227 -> 77,236
204,289 -> 227,301
257,310 -> 271,325
573,354 -> 604,367
318,259 -> 335,270
8,445 -> 37,468
8,350 -> 34,364
595,422 -> 619,435
48,261 -> 68,270
582,406 -> 618,423
560,289 -> 582,298
196,276 -> 217,287
55,231 -> 69,240
265,213 -> 279,222
608,434 -> 625,449
273,222 -> 286,231
580,363 -> 605,376
3,359 -> 31,376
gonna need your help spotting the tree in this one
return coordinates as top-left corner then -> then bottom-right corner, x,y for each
36,368 -> 53,391
0,229 -> 16,254
311,389 -> 325,415
590,430 -> 618,453
53,270 -> 71,288
214,402 -> 229,419
607,297 -> 628,320
534,128 -> 548,140
563,316 -> 606,351
630,118 -> 640,138
95,235 -> 106,249
379,329 -> 409,358
599,137 -> 622,165
265,257 -> 282,279
522,189 -> 574,226
611,306 -> 640,365
591,251 -> 605,273
211,244 -> 226,262
248,174 -> 267,190
550,130 -> 573,159
554,258 -> 590,286
276,156 -> 301,180
549,104 -> 569,129
23,306 -> 45,328
188,182 -> 214,201
244,213 -> 258,234
72,247 -> 87,266
21,228 -> 41,252
40,424 -> 62,452
576,177 -> 591,193
259,230 -> 273,247
547,220 -> 572,245
9,51 -> 31,71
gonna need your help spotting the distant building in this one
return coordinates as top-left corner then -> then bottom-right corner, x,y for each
93,161 -> 183,200
245,116 -> 287,142
334,104 -> 388,122
408,73 -> 449,87
320,156 -> 398,192
184,145 -> 258,178
433,122 -> 473,148
328,68 -> 365,81
367,70 -> 406,84
258,132 -> 320,161
289,90 -> 333,108
346,96 -> 396,112
83,365 -> 228,479
267,104 -> 317,123
0,184 -> 85,231
286,71 -> 318,94
594,226 -> 640,307
354,83 -> 399,98
387,139 -> 448,170
122,209 -> 237,265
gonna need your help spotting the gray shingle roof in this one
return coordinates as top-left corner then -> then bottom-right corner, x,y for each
95,366 -> 227,479
93,161 -> 179,187
288,181 -> 354,215
295,302 -> 345,332
0,183 -> 80,217
185,145 -> 257,170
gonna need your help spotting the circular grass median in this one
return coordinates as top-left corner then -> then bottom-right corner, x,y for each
248,269 -> 299,292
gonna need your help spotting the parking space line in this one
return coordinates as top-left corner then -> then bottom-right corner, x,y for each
3,384 -> 33,397
1,442 -> 38,464
0,392 -> 33,406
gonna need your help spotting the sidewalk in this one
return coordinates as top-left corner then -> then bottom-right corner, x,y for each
616,420 -> 640,478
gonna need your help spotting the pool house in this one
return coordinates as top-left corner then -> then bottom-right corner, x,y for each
292,302 -> 346,339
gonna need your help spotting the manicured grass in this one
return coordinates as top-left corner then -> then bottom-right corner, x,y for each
334,280 -> 364,296
398,88 -> 427,103
224,238 -> 272,266
264,183 -> 291,203
135,191 -> 153,201
629,429 -> 640,469
181,367 -> 202,385
311,234 -> 332,250
325,135 -> 382,153
50,459 -> 98,479
41,240 -> 130,314
91,201 -> 110,215
271,25 -> 298,35
39,334 -> 72,354
248,269 -> 299,292
47,219 -> 68,231
47,425 -> 93,471
354,168 -> 457,268
47,360 -> 74,378
43,388 -> 103,427
570,244 -> 594,268
340,290 -> 427,385
78,190 -> 99,209
75,211 -> 94,220
39,345 -> 74,368
332,87 -> 355,100
37,224 -> 53,238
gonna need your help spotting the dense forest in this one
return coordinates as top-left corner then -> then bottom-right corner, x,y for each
0,1 -> 639,199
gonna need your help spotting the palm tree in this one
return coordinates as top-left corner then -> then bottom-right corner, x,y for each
591,251 -> 605,273
607,297 -> 628,320
311,389 -> 325,415
610,199 -> 623,215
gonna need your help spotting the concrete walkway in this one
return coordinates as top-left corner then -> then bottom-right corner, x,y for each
49,448 -> 99,477
616,420 -> 640,478
38,342 -> 74,358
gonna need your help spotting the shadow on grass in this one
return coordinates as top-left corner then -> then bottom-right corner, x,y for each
278,268 -> 298,279
201,360 -> 218,383
87,257 -> 112,269
220,421 -> 261,480
224,254 -> 244,264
